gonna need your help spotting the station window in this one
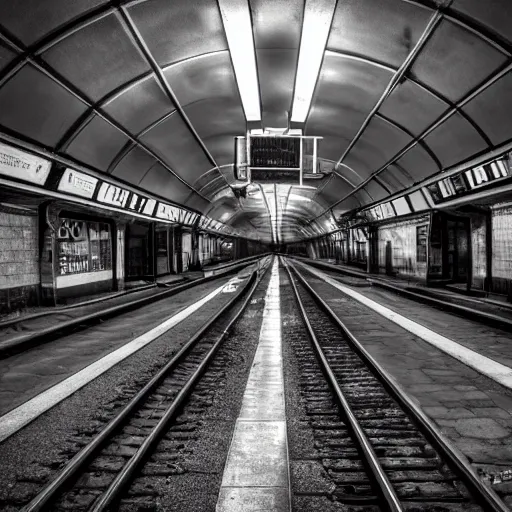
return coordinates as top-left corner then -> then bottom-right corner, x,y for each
416,225 -> 428,263
57,218 -> 112,275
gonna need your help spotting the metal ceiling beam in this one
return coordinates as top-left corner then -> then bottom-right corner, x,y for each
335,8 -> 443,168
312,46 -> 512,223
402,0 -> 512,56
374,112 -> 443,170
0,27 -> 212,206
118,7 -> 220,171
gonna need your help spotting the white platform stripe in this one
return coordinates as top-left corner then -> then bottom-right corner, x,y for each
0,276 -> 242,443
296,260 -> 512,391
216,259 -> 291,512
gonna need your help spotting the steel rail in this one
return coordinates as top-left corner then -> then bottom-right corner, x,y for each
0,254 -> 269,359
282,257 -> 403,512
22,257 -> 270,512
286,257 -> 509,512
287,255 -> 512,332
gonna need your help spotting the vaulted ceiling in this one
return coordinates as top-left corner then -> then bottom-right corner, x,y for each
0,0 -> 511,243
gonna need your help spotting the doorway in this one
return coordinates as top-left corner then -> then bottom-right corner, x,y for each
446,218 -> 470,283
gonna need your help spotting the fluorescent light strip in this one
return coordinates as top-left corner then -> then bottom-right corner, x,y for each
291,0 -> 337,123
218,0 -> 261,121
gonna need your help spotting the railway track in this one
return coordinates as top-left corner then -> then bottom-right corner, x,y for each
18,259 -> 270,512
283,257 -> 508,512
0,257 -> 267,359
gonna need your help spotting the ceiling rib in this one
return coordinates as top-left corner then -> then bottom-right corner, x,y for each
374,112 -> 443,170
402,0 -> 512,55
118,7 -> 219,171
119,9 -> 241,210
324,49 -> 397,73
335,8 -> 443,168
312,56 -> 512,221
322,49 -> 491,142
0,25 -> 212,205
56,70 -> 155,151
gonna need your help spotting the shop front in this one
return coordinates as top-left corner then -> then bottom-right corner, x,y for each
41,210 -> 115,303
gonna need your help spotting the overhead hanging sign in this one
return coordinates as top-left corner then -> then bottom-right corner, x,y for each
0,142 -> 51,185
58,168 -> 98,198
427,152 -> 512,204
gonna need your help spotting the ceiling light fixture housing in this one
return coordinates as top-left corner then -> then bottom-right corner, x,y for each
218,0 -> 261,121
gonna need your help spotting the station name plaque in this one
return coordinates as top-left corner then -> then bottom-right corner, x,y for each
0,142 -> 51,185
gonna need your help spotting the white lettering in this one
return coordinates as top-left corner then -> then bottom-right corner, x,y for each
473,166 -> 489,185
98,182 -> 129,207
490,160 -> 509,179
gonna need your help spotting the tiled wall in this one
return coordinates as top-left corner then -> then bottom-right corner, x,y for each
491,205 -> 512,295
0,210 -> 40,313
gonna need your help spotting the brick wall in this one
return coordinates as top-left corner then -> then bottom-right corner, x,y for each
0,210 -> 40,314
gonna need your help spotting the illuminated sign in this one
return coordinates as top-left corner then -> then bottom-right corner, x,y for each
428,153 -> 512,204
128,194 -> 156,216
97,182 -> 130,208
155,203 -> 182,223
58,169 -> 98,198
0,142 -> 51,185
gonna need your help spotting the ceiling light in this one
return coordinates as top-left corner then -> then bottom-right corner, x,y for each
218,0 -> 261,121
291,0 -> 337,123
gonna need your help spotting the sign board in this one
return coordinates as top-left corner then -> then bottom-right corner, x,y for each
0,142 -> 51,185
58,168 -> 98,198
427,152 -> 512,204
128,193 -> 156,216
155,202 -> 182,223
97,182 -> 130,208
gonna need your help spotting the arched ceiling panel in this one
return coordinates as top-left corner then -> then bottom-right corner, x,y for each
306,53 -> 394,159
0,0 -> 109,46
140,112 -> 212,184
0,44 -> 16,73
347,116 -> 413,174
410,19 -> 508,103
139,162 -> 197,207
251,0 -> 303,128
126,0 -> 228,67
251,0 -> 303,50
257,49 -> 298,129
327,0 -> 432,68
333,164 -> 365,188
187,130 -> 238,168
163,52 -> 245,164
110,145 -> 157,184
378,79 -> 449,137
316,174 -> 362,207
41,12 -> 150,103
423,112 -> 489,168
452,0 -> 512,46
65,115 -> 130,171
0,64 -> 88,146
163,52 -> 239,108
363,180 -> 389,203
394,144 -> 439,182
463,71 -> 512,146
102,75 -> 175,136
378,165 -> 415,193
